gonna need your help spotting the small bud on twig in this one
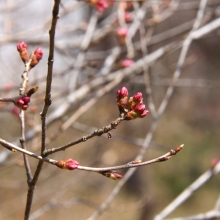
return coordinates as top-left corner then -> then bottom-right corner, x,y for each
56,158 -> 79,170
119,59 -> 134,68
100,171 -> 123,180
26,86 -> 39,97
116,28 -> 128,44
14,96 -> 30,110
17,42 -> 28,63
30,47 -> 43,68
116,86 -> 128,109
124,12 -> 133,23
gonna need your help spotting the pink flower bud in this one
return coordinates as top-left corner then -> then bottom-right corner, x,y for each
17,42 -> 28,63
124,12 -> 133,23
17,99 -> 24,105
56,158 -> 79,170
17,42 -> 28,52
22,104 -> 29,110
30,48 -> 43,68
116,28 -> 128,38
120,59 -> 134,68
128,92 -> 143,109
116,87 -> 128,108
22,96 -> 30,103
133,92 -> 143,103
14,96 -> 32,111
125,104 -> 149,120
34,47 -> 43,61
88,0 -> 112,12
116,87 -> 128,99
134,104 -> 149,117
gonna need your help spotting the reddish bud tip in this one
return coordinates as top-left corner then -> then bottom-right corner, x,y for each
88,0 -> 112,12
128,92 -> 143,109
22,96 -> 30,103
116,87 -> 128,99
17,42 -> 28,52
124,12 -> 133,23
34,47 -> 43,61
120,59 -> 134,68
17,99 -> 24,105
116,86 -> 128,108
14,96 -> 31,111
17,42 -> 28,63
133,92 -> 143,103
116,28 -> 128,38
101,171 -> 123,180
125,104 -> 149,120
56,158 -> 79,170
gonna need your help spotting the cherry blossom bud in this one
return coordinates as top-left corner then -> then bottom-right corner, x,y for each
125,104 -> 149,120
17,42 -> 28,63
124,12 -> 133,23
128,92 -> 143,109
116,86 -> 128,108
101,171 -> 123,180
88,0 -> 112,12
17,99 -> 24,105
116,28 -> 128,37
56,158 -> 79,170
134,104 -> 149,118
116,28 -> 128,44
22,96 -> 30,103
34,47 -> 43,61
30,47 -> 43,68
120,59 -> 134,68
14,96 -> 32,110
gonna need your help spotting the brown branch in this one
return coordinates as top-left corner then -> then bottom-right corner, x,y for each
45,116 -> 125,156
0,137 -> 183,173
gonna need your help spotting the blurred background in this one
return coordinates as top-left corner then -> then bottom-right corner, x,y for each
0,0 -> 220,219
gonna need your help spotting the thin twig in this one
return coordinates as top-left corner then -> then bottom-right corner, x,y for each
45,116 -> 125,156
23,1 -> 61,220
154,161 -> 220,220
0,137 -> 183,172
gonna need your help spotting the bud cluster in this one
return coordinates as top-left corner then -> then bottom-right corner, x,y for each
116,87 -> 149,120
14,86 -> 38,111
15,96 -> 30,110
56,158 -> 79,170
17,42 -> 43,68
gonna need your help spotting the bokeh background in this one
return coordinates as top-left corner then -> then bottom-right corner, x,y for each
0,0 -> 220,219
